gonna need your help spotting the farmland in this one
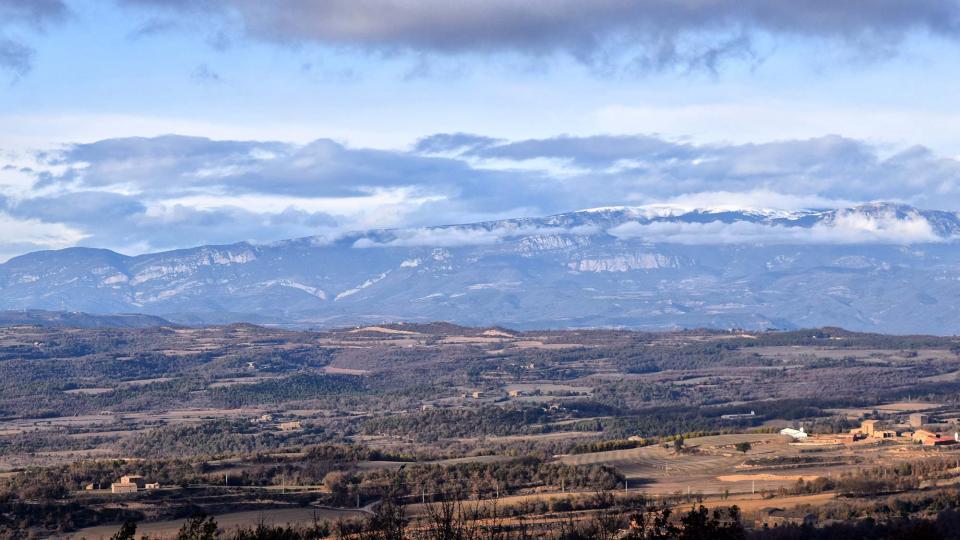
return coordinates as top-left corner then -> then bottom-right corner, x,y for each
3,324 -> 960,537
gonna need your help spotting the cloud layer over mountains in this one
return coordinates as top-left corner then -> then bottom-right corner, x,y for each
1,132 -> 960,259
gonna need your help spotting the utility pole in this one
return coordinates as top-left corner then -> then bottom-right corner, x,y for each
561,478 -> 565,493
752,480 -> 755,495
624,479 -> 628,493
224,472 -> 228,487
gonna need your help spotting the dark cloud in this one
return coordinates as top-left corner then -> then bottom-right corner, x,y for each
121,0 -> 960,70
0,37 -> 31,77
0,0 -> 67,76
0,0 -> 68,26
13,191 -> 147,224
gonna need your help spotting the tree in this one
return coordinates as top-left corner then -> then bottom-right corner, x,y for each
735,442 -> 751,454
177,513 -> 218,540
673,437 -> 685,453
110,521 -> 137,540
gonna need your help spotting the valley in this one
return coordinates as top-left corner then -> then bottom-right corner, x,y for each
2,323 -> 960,537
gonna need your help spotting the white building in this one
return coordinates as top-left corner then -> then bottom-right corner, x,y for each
780,427 -> 808,440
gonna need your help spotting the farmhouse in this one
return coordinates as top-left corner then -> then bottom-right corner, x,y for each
909,413 -> 929,428
279,421 -> 302,431
119,475 -> 145,489
110,474 -> 146,494
911,429 -> 957,446
856,419 -> 880,437
779,427 -> 807,440
110,483 -> 138,494
756,508 -> 817,528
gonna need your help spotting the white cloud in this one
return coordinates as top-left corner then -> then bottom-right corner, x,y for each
595,101 -> 960,156
0,212 -> 87,262
648,190 -> 857,212
608,209 -> 944,245
353,224 -> 600,248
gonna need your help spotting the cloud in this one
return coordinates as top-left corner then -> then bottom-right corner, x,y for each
0,211 -> 86,262
1,189 -> 338,256
9,131 -> 960,257
0,0 -> 68,76
190,63 -> 222,84
122,0 -> 960,71
608,208 -> 944,245
414,133 -> 500,155
35,135 -> 559,215
353,224 -> 601,248
0,37 -> 31,76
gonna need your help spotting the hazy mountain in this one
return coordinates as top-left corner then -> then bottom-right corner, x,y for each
0,309 -> 173,328
2,202 -> 960,333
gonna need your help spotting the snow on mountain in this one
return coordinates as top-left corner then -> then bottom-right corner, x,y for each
2,203 -> 960,333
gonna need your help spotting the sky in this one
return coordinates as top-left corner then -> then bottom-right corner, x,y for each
1,0 -> 960,260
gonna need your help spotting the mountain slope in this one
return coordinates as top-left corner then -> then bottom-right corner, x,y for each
2,203 -> 960,333
0,310 -> 173,328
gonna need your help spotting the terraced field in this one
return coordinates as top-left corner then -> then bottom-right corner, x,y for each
561,434 -> 812,495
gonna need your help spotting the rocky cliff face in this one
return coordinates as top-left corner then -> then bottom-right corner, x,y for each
2,203 -> 960,333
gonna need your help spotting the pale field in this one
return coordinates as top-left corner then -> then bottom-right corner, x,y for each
746,346 -> 956,367
355,455 -> 512,471
349,326 -> 422,335
509,341 -> 584,350
64,387 -> 114,395
504,383 -> 590,394
716,473 -> 823,482
118,377 -> 174,387
828,401 -> 944,418
921,370 -> 960,382
440,336 -> 507,344
464,431 -> 603,444
677,491 -> 838,517
207,376 -> 280,388
64,506 -> 364,540
403,488 -> 836,521
482,329 -> 516,338
556,433 -> 911,496
323,366 -> 372,376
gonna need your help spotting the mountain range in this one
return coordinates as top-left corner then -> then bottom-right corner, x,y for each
2,202 -> 960,333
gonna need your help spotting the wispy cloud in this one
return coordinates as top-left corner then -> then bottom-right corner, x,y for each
0,0 -> 68,76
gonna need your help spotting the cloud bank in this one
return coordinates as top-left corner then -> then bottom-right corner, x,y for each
608,208 -> 944,245
2,132 -> 960,258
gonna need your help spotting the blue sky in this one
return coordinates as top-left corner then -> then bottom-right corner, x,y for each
1,0 -> 960,260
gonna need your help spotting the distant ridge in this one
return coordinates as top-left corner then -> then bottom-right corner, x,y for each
0,310 -> 174,329
2,203 -> 960,334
